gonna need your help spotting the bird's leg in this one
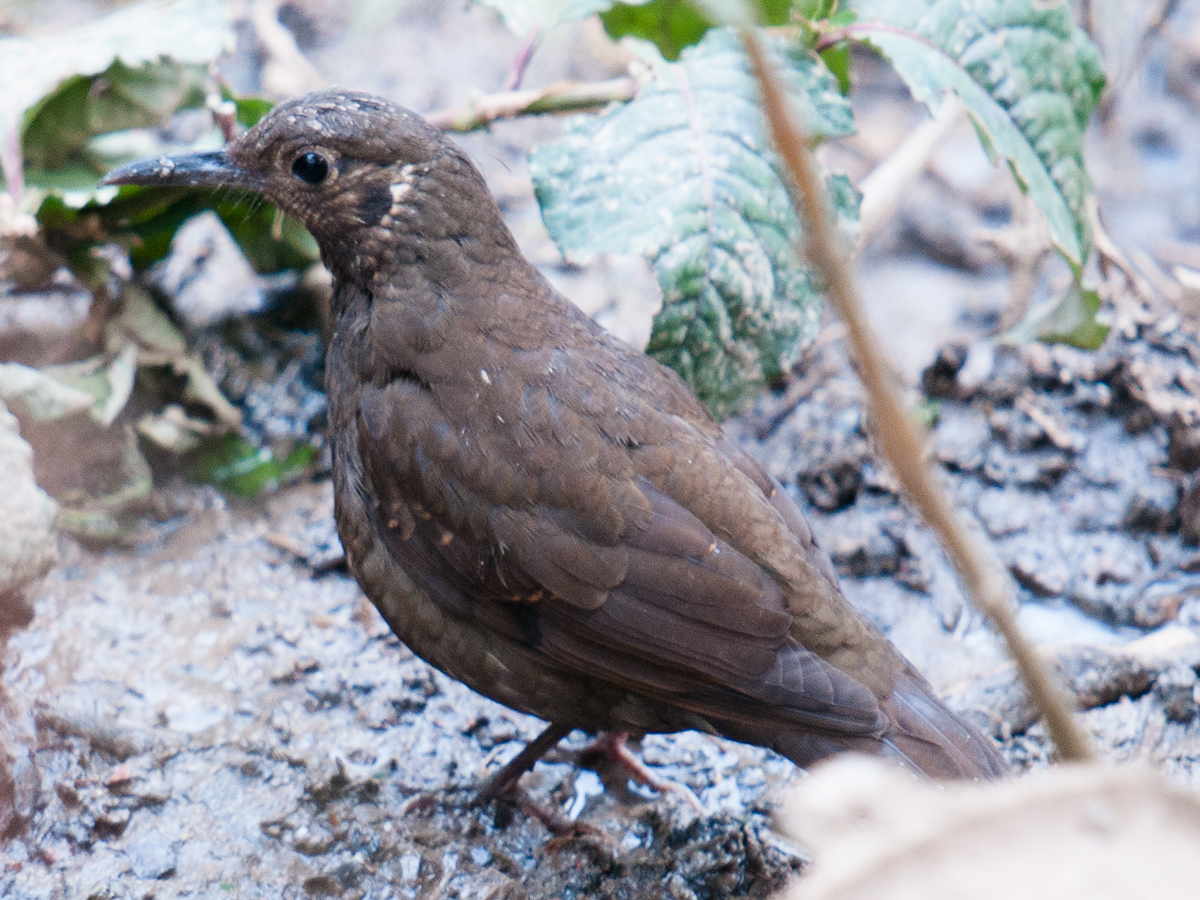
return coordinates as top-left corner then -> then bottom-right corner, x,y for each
476,720 -> 572,803
577,732 -> 706,814
477,721 -> 608,838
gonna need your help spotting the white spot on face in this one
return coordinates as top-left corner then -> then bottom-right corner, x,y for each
480,369 -> 491,384
388,181 -> 414,216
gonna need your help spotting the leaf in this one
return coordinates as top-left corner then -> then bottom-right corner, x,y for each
188,434 -> 315,496
844,0 -> 1105,268
1007,279 -> 1109,350
22,60 -> 209,176
603,0 -> 793,59
54,424 -> 154,543
531,28 -> 856,417
137,404 -> 213,452
473,0 -> 615,33
44,344 -> 140,426
601,1 -> 713,60
0,0 -> 233,197
0,363 -> 96,422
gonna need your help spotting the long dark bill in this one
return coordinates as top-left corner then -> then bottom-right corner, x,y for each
100,150 -> 255,190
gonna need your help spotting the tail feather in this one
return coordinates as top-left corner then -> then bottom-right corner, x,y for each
723,671 -> 1007,781
877,672 -> 1007,780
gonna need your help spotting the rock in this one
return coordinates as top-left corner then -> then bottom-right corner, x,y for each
1123,477 -> 1181,533
0,400 -> 57,602
777,757 -> 1200,900
1153,665 -> 1199,723
150,212 -> 270,329
0,401 -> 54,837
921,343 -> 968,400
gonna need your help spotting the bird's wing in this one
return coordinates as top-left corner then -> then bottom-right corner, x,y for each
354,336 -> 884,736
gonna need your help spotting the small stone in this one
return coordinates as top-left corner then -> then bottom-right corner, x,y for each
1169,423 -> 1200,472
1131,580 -> 1200,629
93,807 -> 131,837
797,456 -> 863,511
922,342 -> 968,399
293,823 -> 336,856
399,852 -> 421,884
1124,478 -> 1181,533
1153,666 -> 1199,722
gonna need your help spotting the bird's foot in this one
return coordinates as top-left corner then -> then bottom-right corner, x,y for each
575,732 -> 706,815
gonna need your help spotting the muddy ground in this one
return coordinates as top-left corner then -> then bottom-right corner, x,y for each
4,2 -> 1200,898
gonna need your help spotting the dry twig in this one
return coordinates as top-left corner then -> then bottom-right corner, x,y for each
739,26 -> 1095,763
426,77 -> 637,133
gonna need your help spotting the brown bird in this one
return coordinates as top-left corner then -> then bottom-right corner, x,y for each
103,90 -> 1005,788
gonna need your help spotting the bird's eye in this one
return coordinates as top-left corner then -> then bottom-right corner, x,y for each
291,151 -> 329,184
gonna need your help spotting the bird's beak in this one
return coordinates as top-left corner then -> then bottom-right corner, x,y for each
101,150 -> 257,190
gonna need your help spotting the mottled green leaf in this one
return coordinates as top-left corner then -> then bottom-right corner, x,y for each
846,0 -> 1105,268
0,0 -> 232,202
531,28 -> 856,417
0,0 -> 231,134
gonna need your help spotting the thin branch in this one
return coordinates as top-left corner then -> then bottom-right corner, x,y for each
856,94 -> 965,248
426,77 -> 636,133
739,26 -> 1095,764
502,30 -> 540,92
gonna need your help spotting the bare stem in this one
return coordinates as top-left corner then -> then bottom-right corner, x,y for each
427,77 -> 637,133
740,26 -> 1095,764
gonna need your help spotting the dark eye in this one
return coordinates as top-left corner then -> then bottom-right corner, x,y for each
291,151 -> 329,184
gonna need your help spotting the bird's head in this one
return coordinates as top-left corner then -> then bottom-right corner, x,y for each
103,90 -> 511,284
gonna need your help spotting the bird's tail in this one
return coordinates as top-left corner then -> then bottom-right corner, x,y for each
729,670 -> 1007,781
873,671 -> 1007,780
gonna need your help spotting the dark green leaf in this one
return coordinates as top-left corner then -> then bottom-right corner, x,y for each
189,434 -> 316,496
819,42 -> 852,94
845,0 -> 1105,268
603,0 -> 793,60
21,60 -> 208,175
531,28 -> 856,417
601,1 -> 711,60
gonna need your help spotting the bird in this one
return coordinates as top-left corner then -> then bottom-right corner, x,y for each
103,89 -> 1006,791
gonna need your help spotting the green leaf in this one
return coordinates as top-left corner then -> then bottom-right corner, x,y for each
22,60 -> 208,175
844,0 -> 1105,268
0,0 -> 232,197
605,0 -> 794,59
531,28 -> 856,417
1008,279 -> 1109,350
189,434 -> 316,496
601,1 -> 712,60
818,42 -> 852,95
